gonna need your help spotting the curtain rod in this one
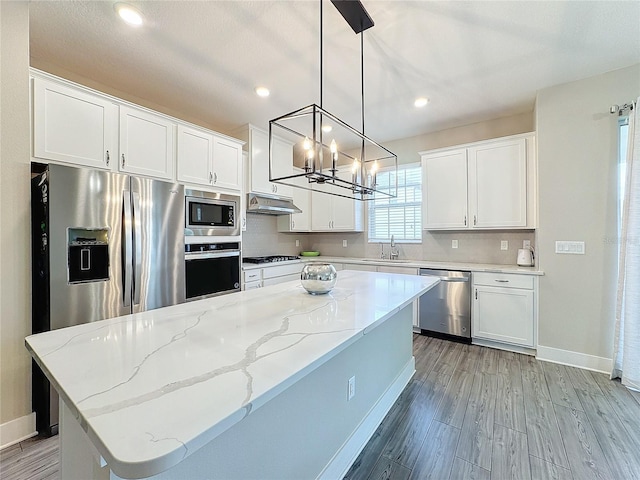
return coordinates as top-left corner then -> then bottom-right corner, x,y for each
610,102 -> 635,116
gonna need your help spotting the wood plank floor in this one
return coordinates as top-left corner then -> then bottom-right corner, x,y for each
2,335 -> 639,480
344,335 -> 640,480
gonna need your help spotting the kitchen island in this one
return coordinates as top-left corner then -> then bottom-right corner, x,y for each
25,270 -> 438,479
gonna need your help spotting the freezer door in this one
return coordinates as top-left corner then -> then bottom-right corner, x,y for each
130,176 -> 185,313
47,164 -> 132,330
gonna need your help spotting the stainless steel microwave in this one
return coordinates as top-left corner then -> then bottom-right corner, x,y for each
185,190 -> 240,237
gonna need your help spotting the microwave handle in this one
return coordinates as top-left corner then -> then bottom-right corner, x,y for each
185,251 -> 240,261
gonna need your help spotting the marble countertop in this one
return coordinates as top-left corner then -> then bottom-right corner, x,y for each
25,271 -> 437,479
243,256 -> 544,275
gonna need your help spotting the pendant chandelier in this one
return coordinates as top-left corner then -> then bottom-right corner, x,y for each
268,0 -> 398,201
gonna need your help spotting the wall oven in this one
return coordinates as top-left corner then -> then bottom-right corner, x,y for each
185,242 -> 241,301
185,190 -> 240,237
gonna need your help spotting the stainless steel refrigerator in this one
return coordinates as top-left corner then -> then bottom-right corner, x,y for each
31,163 -> 185,435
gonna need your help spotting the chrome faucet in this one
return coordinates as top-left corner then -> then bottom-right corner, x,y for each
390,235 -> 399,260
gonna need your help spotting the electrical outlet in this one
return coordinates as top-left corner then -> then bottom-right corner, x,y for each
501,240 -> 509,251
348,376 -> 356,401
343,239 -> 348,248
295,239 -> 300,247
523,240 -> 531,248
451,240 -> 458,249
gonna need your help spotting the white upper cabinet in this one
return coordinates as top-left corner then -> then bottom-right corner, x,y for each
32,77 -> 116,169
177,124 -> 213,185
119,105 -> 175,180
212,135 -> 242,192
177,125 -> 242,192
422,148 -> 468,229
236,125 -> 293,198
468,138 -> 527,228
277,168 -> 311,232
421,133 -> 535,230
311,168 -> 363,232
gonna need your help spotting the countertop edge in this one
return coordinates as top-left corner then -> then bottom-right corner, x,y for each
242,256 -> 544,276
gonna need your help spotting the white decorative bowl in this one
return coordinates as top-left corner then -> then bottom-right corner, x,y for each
301,263 -> 337,295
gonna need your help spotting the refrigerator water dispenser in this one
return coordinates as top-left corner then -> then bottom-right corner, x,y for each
67,228 -> 109,283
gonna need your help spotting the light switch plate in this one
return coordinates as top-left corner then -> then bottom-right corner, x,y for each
555,241 -> 585,254
342,240 -> 348,248
452,240 -> 458,249
295,239 -> 300,247
501,240 -> 508,251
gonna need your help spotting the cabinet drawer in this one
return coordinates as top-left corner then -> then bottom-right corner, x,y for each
263,273 -> 300,287
243,270 -> 262,283
262,263 -> 303,279
473,272 -> 533,290
243,280 -> 262,290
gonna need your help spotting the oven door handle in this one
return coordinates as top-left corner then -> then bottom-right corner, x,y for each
185,251 -> 240,261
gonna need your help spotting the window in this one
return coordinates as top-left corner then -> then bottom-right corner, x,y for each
368,163 -> 422,242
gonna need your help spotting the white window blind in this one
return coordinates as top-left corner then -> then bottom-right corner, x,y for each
368,164 -> 422,242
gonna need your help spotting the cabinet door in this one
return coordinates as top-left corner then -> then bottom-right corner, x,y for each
278,169 -> 311,232
119,106 -> 175,180
212,136 -> 242,192
422,149 -> 468,229
270,136 -> 293,198
331,169 -> 363,231
468,139 -> 527,228
33,77 -> 115,169
473,286 -> 534,346
176,124 -> 212,186
249,128 -> 272,195
311,186 -> 333,231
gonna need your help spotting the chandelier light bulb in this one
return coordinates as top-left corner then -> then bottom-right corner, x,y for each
330,139 -> 337,154
303,137 -> 312,151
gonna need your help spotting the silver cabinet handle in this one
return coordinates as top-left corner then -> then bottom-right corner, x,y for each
214,172 -> 218,184
291,220 -> 295,229
121,154 -> 125,168
474,215 -> 477,226
464,215 -> 467,226
475,289 -> 478,300
242,217 -> 246,227
209,172 -> 213,184
106,150 -> 110,166
494,279 -> 509,283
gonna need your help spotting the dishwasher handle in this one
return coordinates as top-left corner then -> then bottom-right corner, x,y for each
430,275 -> 469,282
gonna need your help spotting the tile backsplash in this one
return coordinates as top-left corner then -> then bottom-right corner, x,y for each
242,213 -> 535,266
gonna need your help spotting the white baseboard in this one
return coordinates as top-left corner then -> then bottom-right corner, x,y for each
0,412 -> 37,450
318,357 -> 415,480
536,345 -> 612,374
472,338 -> 536,356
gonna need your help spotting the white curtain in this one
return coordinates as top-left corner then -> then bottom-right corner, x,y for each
612,96 -> 640,391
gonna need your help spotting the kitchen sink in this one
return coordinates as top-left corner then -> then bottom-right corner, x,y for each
361,259 -> 411,264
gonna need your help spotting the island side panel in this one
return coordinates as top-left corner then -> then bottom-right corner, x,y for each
94,303 -> 412,480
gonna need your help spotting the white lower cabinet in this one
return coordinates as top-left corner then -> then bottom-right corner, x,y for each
472,272 -> 535,347
242,263 -> 304,290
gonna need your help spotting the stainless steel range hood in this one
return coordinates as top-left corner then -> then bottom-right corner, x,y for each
247,193 -> 301,215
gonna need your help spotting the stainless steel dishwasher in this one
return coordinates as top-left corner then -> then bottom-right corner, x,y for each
418,269 -> 471,343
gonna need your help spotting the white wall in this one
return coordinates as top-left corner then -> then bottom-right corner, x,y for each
0,0 -> 34,443
536,64 -> 640,365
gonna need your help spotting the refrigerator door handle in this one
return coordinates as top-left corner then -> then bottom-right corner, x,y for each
122,190 -> 133,307
132,192 -> 143,306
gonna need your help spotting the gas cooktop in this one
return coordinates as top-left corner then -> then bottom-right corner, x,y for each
243,255 -> 300,264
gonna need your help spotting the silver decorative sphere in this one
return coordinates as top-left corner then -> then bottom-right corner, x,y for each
301,263 -> 337,295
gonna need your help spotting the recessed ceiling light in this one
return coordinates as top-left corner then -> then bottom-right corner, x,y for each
321,125 -> 333,133
255,87 -> 270,98
414,97 -> 429,108
115,3 -> 143,27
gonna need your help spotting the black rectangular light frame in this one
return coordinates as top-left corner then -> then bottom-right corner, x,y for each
330,0 -> 374,34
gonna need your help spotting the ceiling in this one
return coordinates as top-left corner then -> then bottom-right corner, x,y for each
29,1 -> 640,143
